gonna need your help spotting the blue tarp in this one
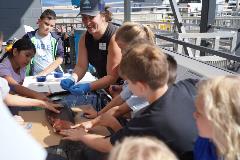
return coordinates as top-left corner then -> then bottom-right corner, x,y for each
51,91 -> 111,112
74,29 -> 85,63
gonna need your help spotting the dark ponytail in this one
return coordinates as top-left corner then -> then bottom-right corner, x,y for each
0,38 -> 36,62
9,38 -> 35,56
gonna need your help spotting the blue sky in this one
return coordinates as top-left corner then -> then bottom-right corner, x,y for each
41,0 -> 123,14
41,0 -> 122,6
42,0 -> 72,6
41,0 -> 224,6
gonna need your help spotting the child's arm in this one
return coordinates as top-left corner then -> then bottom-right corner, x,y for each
4,93 -> 60,113
99,94 -> 125,115
83,94 -> 124,119
60,128 -> 112,153
92,114 -> 123,132
4,75 -> 49,101
37,57 -> 63,76
76,103 -> 131,132
93,103 -> 131,129
74,113 -> 122,132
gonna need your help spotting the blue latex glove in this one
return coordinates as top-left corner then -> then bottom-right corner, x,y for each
69,83 -> 91,95
60,77 -> 75,91
194,136 -> 218,160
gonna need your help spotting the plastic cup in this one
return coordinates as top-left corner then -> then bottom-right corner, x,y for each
54,72 -> 63,78
36,76 -> 46,82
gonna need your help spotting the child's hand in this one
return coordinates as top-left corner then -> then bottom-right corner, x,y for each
109,85 -> 123,92
71,121 -> 93,132
34,92 -> 50,101
60,128 -> 87,141
81,105 -> 98,119
109,85 -> 123,97
80,121 -> 93,132
42,101 -> 61,113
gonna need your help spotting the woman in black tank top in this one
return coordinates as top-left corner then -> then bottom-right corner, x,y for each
60,0 -> 122,95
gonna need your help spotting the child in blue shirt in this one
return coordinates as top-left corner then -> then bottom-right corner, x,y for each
193,76 -> 240,159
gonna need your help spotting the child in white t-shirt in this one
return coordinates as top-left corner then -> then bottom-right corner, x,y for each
0,98 -> 47,160
0,77 -> 59,113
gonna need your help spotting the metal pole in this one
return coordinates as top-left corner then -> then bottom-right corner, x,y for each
124,0 -> 131,22
169,0 -> 186,33
169,0 -> 192,56
199,0 -> 216,56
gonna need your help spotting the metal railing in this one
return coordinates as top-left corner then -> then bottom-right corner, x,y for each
156,34 -> 240,61
156,34 -> 240,72
55,11 -> 240,31
54,14 -> 240,73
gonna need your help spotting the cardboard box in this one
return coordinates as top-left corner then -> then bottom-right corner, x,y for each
19,109 -> 109,147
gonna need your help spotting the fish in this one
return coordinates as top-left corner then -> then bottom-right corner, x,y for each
45,106 -> 75,133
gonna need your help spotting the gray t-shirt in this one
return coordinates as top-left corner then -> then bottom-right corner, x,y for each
120,81 -> 149,116
33,32 -> 54,75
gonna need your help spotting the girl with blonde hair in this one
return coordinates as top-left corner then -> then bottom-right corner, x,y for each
115,22 -> 155,50
194,75 -> 240,160
108,137 -> 178,160
109,22 -> 156,95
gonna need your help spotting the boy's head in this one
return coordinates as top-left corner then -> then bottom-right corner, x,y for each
119,42 -> 169,96
37,9 -> 57,36
166,54 -> 177,85
40,9 -> 56,20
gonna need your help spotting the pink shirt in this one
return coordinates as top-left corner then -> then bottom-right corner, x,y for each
0,58 -> 26,84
